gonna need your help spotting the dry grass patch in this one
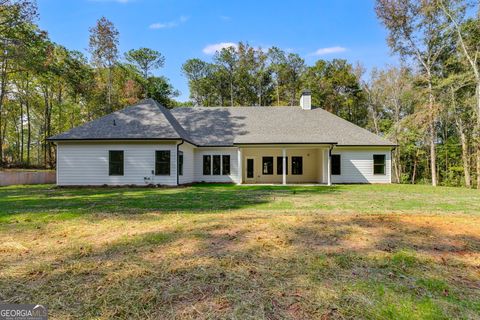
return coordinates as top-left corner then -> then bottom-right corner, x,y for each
0,184 -> 479,319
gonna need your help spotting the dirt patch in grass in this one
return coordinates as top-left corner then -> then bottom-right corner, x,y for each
1,211 -> 479,319
1,184 -> 480,319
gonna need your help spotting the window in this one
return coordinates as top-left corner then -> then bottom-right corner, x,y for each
203,155 -> 211,175
109,150 -> 124,176
292,156 -> 303,175
213,155 -> 221,175
373,154 -> 386,175
247,158 -> 254,178
222,155 -> 230,175
204,154 -> 231,176
331,154 -> 341,175
277,157 -> 288,175
178,151 -> 183,176
155,150 -> 170,175
262,157 -> 274,175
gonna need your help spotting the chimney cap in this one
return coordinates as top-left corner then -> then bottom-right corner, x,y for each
301,89 -> 311,95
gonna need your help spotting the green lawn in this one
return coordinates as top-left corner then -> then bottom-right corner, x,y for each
0,184 -> 479,319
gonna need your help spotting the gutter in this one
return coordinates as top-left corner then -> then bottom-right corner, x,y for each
335,144 -> 397,148
233,142 -> 338,146
176,139 -> 184,186
47,137 -> 199,147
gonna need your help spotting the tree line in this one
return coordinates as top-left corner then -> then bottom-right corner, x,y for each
0,0 -> 179,168
182,0 -> 480,188
2,0 -> 480,188
182,45 -> 367,127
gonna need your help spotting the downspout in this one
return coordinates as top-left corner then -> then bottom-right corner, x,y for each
328,144 -> 335,186
176,139 -> 184,186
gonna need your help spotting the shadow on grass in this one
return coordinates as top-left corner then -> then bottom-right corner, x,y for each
0,183 -> 342,223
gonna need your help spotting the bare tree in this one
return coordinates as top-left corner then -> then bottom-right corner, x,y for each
89,16 -> 119,113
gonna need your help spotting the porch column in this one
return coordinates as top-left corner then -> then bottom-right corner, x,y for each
282,148 -> 287,185
327,148 -> 332,186
238,148 -> 243,184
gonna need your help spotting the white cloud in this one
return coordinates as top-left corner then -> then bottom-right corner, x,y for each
220,15 -> 231,21
149,15 -> 190,29
202,42 -> 238,55
311,46 -> 347,56
149,22 -> 176,29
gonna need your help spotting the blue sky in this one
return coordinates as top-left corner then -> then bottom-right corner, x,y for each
37,0 -> 398,101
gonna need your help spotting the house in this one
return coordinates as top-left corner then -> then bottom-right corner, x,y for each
48,92 -> 395,186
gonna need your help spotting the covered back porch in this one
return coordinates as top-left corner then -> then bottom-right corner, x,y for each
236,144 -> 333,185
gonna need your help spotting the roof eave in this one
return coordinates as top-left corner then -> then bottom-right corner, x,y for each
335,144 -> 397,147
233,142 -> 338,145
48,137 -> 199,146
47,137 -> 183,142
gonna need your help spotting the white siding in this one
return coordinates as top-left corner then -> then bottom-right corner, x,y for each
179,142 -> 195,184
56,143 -> 392,186
331,147 -> 391,184
57,142 -> 178,186
193,147 -> 239,183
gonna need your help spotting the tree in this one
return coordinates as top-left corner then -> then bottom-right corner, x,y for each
11,27 -> 50,166
303,59 -> 366,125
234,43 -> 256,105
265,50 -> 305,106
361,67 -> 382,135
0,7 -> 181,169
182,58 -> 212,106
214,46 -> 238,106
125,48 -> 165,79
88,16 -> 119,113
283,53 -> 305,106
436,48 -> 474,187
145,76 -> 179,108
438,0 -> 480,188
363,66 -> 417,182
376,0 -> 448,186
62,50 -> 95,106
253,48 -> 273,106
267,47 -> 287,106
0,0 -> 38,165
446,80 -> 473,187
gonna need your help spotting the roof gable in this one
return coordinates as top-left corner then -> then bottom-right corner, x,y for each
49,99 -> 187,141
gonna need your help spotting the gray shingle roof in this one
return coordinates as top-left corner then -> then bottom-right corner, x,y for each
170,106 -> 394,146
49,99 -> 395,147
48,99 -> 188,141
